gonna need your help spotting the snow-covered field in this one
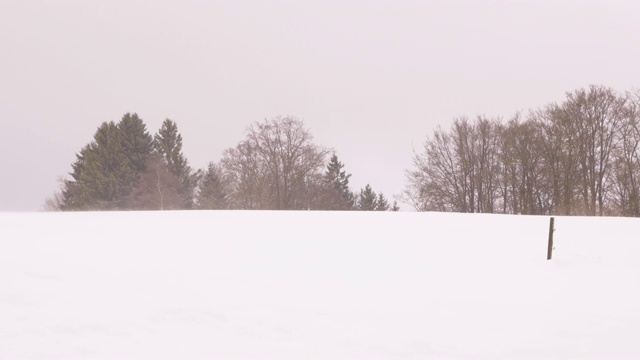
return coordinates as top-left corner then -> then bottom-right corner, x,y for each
1,211 -> 639,359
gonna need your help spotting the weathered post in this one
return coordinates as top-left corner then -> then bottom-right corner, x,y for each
547,217 -> 555,260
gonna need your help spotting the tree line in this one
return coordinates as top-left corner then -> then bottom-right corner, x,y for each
403,85 -> 640,216
49,84 -> 640,216
47,114 -> 398,211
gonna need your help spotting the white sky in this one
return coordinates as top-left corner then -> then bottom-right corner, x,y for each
1,0 -> 639,211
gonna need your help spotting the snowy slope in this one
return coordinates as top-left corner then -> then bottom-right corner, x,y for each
1,211 -> 639,359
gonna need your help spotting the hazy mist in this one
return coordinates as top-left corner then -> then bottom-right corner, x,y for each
1,0 -> 639,211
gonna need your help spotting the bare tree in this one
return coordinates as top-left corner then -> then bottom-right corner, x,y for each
43,176 -> 66,211
403,116 -> 502,212
221,141 -> 268,209
498,114 -> 547,214
402,125 -> 457,211
129,155 -> 186,210
472,117 -> 502,213
611,90 -> 640,216
535,103 -> 582,215
404,85 -> 639,217
549,86 -> 625,215
221,116 -> 329,210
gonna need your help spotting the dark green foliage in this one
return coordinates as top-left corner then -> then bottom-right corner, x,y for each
357,184 -> 378,211
154,119 -> 189,179
197,162 -> 229,209
118,113 -> 153,173
322,154 -> 355,210
61,145 -> 88,210
375,193 -> 390,211
63,121 -> 135,210
355,184 -> 396,211
61,114 -> 197,211
61,113 -> 162,211
154,119 -> 198,208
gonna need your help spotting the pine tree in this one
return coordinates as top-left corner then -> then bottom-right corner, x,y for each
391,201 -> 400,211
357,184 -> 378,211
118,113 -> 153,173
63,121 -> 135,210
197,162 -> 229,209
375,193 -> 390,211
322,154 -> 355,210
154,119 -> 197,208
61,145 -> 89,210
154,119 -> 189,178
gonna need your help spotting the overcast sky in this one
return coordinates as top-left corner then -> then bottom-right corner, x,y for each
1,0 -> 639,211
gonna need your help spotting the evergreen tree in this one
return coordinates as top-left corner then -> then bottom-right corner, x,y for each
118,113 -> 153,173
154,119 -> 197,208
63,121 -> 135,210
117,113 -> 153,208
197,162 -> 229,209
322,154 -> 355,210
154,119 -> 189,178
357,184 -> 378,211
375,193 -> 390,211
391,201 -> 400,211
61,145 -> 89,210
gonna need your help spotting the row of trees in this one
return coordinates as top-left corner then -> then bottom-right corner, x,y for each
403,85 -> 640,216
49,115 -> 398,211
51,84 -> 640,216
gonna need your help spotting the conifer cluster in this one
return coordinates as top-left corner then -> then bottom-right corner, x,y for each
59,114 -> 197,211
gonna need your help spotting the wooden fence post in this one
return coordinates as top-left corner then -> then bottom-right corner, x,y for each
547,217 -> 555,260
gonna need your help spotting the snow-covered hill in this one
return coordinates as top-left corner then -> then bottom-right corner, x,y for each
1,211 -> 639,359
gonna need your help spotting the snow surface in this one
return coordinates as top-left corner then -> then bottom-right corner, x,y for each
1,211 -> 640,359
